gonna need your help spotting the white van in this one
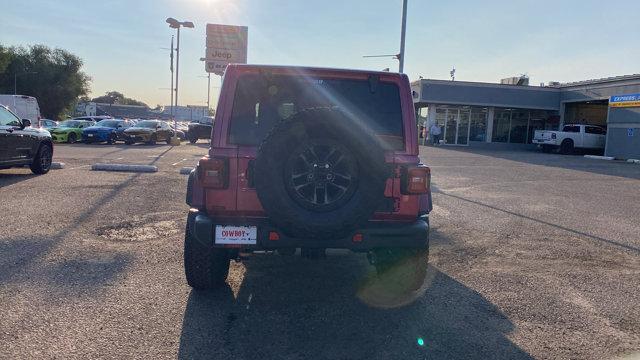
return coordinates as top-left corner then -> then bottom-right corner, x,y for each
0,95 -> 41,126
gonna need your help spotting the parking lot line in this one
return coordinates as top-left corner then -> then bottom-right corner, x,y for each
172,158 -> 187,166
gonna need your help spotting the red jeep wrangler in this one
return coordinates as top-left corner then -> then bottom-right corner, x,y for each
185,65 -> 432,290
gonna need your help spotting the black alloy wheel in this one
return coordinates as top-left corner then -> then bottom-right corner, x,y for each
284,139 -> 359,212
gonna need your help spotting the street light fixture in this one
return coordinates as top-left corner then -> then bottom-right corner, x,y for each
166,17 -> 194,139
362,0 -> 409,73
14,71 -> 38,95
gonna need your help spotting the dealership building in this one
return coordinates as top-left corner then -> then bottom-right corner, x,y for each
411,74 -> 640,159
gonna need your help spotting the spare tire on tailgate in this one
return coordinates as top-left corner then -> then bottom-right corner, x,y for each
254,107 -> 388,239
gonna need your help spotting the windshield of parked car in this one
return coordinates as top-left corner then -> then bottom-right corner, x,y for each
95,120 -> 122,128
0,106 -> 21,126
59,120 -> 83,128
136,120 -> 158,128
228,74 -> 404,150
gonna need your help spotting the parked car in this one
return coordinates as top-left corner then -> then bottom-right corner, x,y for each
184,64 -> 432,292
533,124 -> 607,154
73,115 -> 112,122
123,120 -> 174,145
82,119 -> 131,144
49,120 -> 95,143
0,95 -> 41,124
187,117 -> 213,143
169,122 -> 189,140
40,119 -> 58,129
0,105 -> 53,174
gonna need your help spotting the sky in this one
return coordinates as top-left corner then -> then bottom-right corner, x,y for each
2,0 -> 640,108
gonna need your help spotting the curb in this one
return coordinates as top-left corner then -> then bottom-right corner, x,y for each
91,163 -> 158,173
179,167 -> 194,175
584,155 -> 614,161
51,162 -> 65,169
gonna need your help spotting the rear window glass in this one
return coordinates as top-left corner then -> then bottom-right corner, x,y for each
562,125 -> 580,133
585,126 -> 606,135
228,74 -> 404,150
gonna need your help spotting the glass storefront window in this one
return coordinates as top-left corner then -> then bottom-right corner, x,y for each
445,109 -> 457,145
510,109 -> 529,143
528,110 -> 547,144
470,108 -> 488,142
435,108 -> 446,128
458,109 -> 470,145
493,108 -> 511,143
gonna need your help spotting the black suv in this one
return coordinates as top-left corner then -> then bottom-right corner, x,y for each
0,105 -> 53,174
187,117 -> 213,143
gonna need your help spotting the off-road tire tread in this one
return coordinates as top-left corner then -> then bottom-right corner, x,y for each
184,222 -> 230,290
254,107 -> 388,239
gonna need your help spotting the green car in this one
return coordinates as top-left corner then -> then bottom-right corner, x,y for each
49,120 -> 95,143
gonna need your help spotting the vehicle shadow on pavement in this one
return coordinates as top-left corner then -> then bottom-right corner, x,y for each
0,171 -> 37,188
0,150 -> 172,292
178,255 -> 532,360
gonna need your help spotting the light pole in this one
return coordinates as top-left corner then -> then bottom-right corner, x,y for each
166,17 -> 194,134
362,0 -> 409,73
198,74 -> 211,111
399,0 -> 408,73
170,35 -> 174,121
207,72 -> 211,111
14,71 -> 38,95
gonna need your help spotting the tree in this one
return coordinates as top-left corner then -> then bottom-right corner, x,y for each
91,91 -> 148,107
0,44 -> 91,120
0,45 -> 13,74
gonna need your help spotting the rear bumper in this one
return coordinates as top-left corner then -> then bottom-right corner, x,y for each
125,133 -> 152,142
532,139 -> 558,146
187,209 -> 429,251
82,132 -> 109,142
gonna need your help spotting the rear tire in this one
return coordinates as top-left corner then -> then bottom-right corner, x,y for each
147,134 -> 157,145
166,132 -> 173,144
30,144 -> 53,175
107,133 -> 117,145
560,139 -> 574,154
184,222 -> 230,290
67,132 -> 77,144
188,135 -> 197,144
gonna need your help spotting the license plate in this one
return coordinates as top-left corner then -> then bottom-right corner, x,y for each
88,134 -> 94,137
215,225 -> 257,245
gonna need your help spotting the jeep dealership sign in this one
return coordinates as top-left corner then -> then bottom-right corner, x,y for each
205,23 -> 248,75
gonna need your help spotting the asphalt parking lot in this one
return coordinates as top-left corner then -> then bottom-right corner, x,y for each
1,143 -> 639,359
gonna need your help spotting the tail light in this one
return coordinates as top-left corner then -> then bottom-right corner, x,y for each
197,157 -> 228,188
402,166 -> 430,194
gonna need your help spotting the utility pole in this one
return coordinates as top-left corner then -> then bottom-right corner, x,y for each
399,0 -> 408,73
170,35 -> 174,121
175,26 -> 180,114
207,72 -> 211,111
166,17 -> 194,139
363,0 -> 408,73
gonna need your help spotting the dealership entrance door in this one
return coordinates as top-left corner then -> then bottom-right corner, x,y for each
436,107 -> 471,145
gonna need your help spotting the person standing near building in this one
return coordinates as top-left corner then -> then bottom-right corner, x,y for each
430,122 -> 442,145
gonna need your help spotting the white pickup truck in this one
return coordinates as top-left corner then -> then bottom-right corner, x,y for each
533,124 -> 607,154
